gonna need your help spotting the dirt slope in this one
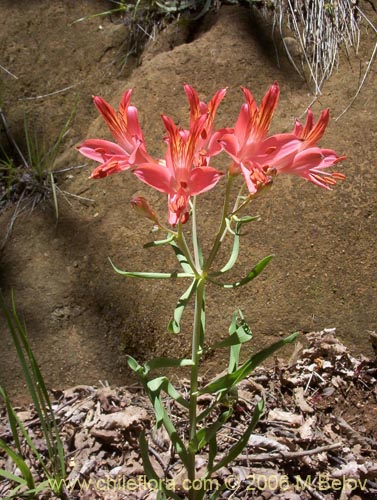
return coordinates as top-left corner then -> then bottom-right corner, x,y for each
0,1 -> 376,402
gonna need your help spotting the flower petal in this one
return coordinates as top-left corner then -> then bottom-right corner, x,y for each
77,139 -> 126,162
90,156 -> 132,179
132,163 -> 173,194
188,166 -> 224,196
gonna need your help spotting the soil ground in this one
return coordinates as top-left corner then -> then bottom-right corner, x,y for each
0,0 -> 376,407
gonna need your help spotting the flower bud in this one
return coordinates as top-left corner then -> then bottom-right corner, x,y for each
130,196 -> 159,224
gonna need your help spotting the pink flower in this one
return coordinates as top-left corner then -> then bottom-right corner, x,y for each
184,84 -> 228,164
133,113 -> 223,225
220,84 -> 345,192
77,90 -> 152,179
259,109 -> 346,189
220,83 -> 280,192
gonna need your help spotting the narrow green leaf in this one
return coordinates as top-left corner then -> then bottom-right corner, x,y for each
200,332 -> 299,395
211,310 -> 252,349
0,392 -> 49,478
147,376 -> 189,409
207,436 -> 218,477
147,392 -> 189,466
170,240 -> 194,274
168,279 -> 197,333
0,479 -> 26,500
9,294 -> 65,480
109,258 -> 194,279
211,399 -> 264,473
209,255 -> 273,288
50,172 -> 59,220
139,432 -> 181,500
0,438 -> 35,490
143,234 -> 174,248
1,294 -> 65,481
152,394 -> 165,425
127,355 -> 143,374
196,408 -> 233,451
207,484 -> 226,500
0,468 -> 28,485
0,387 -> 22,454
219,216 -> 259,274
144,357 -> 194,374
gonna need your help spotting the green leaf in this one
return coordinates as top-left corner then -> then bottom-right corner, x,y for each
109,258 -> 194,279
207,484 -> 227,500
170,240 -> 194,274
196,408 -> 233,451
208,255 -> 273,288
1,293 -> 66,483
200,332 -> 299,395
0,468 -> 29,485
0,387 -> 21,454
139,432 -> 181,500
0,438 -> 35,490
143,234 -> 175,248
168,279 -> 197,333
219,216 -> 259,274
149,393 -> 189,466
126,355 -> 143,374
211,310 -> 252,349
211,399 -> 264,473
0,478 -> 27,500
144,357 -> 194,374
147,376 -> 190,409
0,389 -> 49,479
207,436 -> 218,477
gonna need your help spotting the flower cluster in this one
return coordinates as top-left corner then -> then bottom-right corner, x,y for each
78,84 -> 345,225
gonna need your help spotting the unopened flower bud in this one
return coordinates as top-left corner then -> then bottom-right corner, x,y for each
130,196 -> 159,224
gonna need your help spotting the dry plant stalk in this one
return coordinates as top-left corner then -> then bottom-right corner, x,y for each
268,0 -> 361,94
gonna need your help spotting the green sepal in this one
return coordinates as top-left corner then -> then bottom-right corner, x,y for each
208,254 -> 273,288
210,399 -> 264,473
143,234 -> 175,248
168,279 -> 198,333
200,332 -> 299,396
109,258 -> 194,279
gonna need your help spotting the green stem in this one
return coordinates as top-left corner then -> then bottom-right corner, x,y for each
176,222 -> 200,276
191,196 -> 201,272
188,278 -> 205,500
203,172 -> 234,274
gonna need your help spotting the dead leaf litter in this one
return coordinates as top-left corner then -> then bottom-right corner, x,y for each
1,329 -> 376,499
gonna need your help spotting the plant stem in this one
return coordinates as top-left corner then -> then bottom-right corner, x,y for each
187,277 -> 205,500
176,222 -> 199,276
191,196 -> 201,272
203,172 -> 234,274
